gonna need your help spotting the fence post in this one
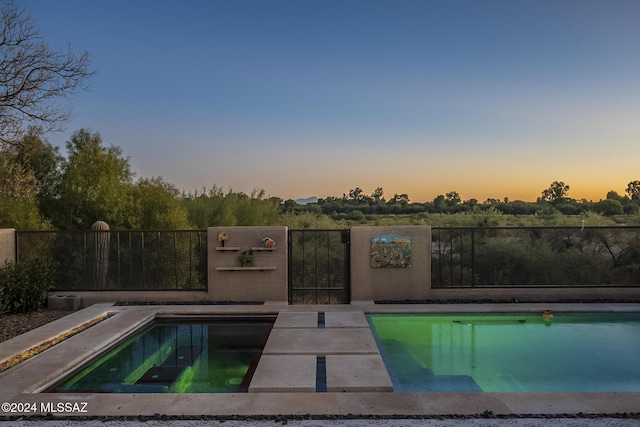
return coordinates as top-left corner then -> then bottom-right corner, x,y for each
471,228 -> 475,288
90,220 -> 110,289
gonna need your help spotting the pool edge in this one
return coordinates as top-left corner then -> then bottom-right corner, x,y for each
0,303 -> 639,417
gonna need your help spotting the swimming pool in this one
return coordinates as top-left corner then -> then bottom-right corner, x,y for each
50,316 -> 275,393
367,312 -> 640,393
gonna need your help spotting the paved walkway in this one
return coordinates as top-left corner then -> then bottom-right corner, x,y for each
1,416 -> 640,427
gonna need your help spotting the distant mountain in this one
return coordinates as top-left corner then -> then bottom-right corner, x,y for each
295,196 -> 318,205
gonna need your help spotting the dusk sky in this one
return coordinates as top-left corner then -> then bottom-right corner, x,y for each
22,0 -> 640,203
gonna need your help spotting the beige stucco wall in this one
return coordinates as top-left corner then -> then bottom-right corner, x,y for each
350,226 -> 431,302
208,226 -> 288,302
0,228 -> 16,267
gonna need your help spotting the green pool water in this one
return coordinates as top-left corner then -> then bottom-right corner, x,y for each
367,312 -> 640,392
52,317 -> 274,393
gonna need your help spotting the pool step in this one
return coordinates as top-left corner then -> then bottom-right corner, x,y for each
381,339 -> 483,392
136,346 -> 202,387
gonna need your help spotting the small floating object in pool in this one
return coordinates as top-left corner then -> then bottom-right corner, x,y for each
542,310 -> 554,320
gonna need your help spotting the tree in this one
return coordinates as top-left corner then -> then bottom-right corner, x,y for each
539,181 -> 570,204
0,1 -> 93,147
463,198 -> 478,210
0,149 -> 50,229
389,193 -> 409,205
54,129 -> 134,229
345,187 -> 366,204
0,147 -> 36,200
11,128 -> 64,216
626,181 -> 640,204
445,191 -> 461,208
280,199 -> 299,215
595,199 -> 624,216
433,195 -> 446,213
606,190 -> 624,202
0,128 -> 61,228
132,177 -> 191,229
371,187 -> 385,203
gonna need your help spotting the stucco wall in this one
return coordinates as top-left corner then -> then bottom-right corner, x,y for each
350,226 -> 431,302
208,226 -> 288,302
0,228 -> 16,267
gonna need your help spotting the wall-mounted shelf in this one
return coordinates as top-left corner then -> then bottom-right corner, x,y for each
251,247 -> 276,251
215,266 -> 277,271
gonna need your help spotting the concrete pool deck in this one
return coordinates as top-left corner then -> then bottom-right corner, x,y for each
2,418 -> 640,427
0,302 -> 639,418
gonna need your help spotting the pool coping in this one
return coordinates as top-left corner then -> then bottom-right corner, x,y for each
0,302 -> 639,417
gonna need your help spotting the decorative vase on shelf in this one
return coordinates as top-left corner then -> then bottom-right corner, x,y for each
260,237 -> 276,248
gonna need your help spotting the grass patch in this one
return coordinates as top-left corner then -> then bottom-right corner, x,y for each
0,312 -> 112,373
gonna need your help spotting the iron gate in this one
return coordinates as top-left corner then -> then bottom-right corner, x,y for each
288,229 -> 350,304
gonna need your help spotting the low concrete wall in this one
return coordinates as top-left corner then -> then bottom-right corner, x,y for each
0,228 -> 16,267
208,226 -> 288,302
350,226 -> 431,302
48,290 -> 210,308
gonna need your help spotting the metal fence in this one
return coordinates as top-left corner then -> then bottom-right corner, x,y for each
16,230 -> 208,291
14,226 -> 640,292
432,226 -> 640,288
288,229 -> 350,304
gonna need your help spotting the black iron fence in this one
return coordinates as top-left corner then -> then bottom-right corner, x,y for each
13,226 -> 640,293
432,226 -> 640,288
288,229 -> 350,304
16,230 -> 208,291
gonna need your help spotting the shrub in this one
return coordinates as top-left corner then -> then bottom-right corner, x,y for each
0,258 -> 57,314
554,248 -> 612,285
472,238 -> 555,286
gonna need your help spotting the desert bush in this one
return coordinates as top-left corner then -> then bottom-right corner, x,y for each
434,225 -> 631,287
554,247 -> 612,285
281,212 -> 346,229
183,187 -> 280,227
0,258 -> 57,313
472,238 -> 555,286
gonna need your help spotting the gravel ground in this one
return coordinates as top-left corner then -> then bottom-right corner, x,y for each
0,309 -> 71,343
